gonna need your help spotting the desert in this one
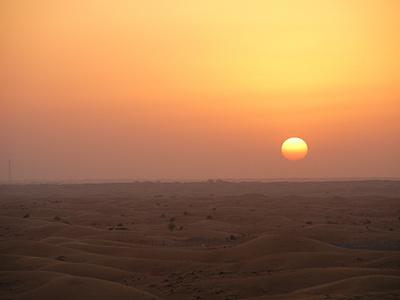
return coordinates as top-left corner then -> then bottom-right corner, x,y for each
0,181 -> 399,300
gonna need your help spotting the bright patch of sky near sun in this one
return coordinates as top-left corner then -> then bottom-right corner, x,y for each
1,0 -> 399,180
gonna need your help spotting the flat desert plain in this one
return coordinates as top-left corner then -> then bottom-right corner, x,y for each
0,181 -> 399,300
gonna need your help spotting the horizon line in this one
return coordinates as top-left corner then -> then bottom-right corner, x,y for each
1,176 -> 399,186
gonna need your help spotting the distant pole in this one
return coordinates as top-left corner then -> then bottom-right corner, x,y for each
8,160 -> 12,183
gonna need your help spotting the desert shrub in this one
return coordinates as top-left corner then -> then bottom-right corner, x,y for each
168,221 -> 176,231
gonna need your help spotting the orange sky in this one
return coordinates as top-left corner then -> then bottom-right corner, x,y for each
1,0 -> 399,181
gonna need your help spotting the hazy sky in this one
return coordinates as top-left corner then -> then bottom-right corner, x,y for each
1,0 -> 399,181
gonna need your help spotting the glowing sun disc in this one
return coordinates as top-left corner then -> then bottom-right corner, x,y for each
281,137 -> 308,161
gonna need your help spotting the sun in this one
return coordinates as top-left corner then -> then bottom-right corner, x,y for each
281,137 -> 308,161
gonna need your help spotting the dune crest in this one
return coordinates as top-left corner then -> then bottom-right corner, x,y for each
1,181 -> 399,299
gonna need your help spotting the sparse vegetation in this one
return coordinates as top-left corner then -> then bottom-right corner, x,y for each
115,226 -> 128,230
1,181 -> 397,300
168,221 -> 176,231
109,223 -> 128,230
362,219 -> 372,225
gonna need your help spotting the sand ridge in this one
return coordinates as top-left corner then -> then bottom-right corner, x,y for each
0,181 -> 399,299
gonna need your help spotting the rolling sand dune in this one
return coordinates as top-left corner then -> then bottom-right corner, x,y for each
0,181 -> 399,299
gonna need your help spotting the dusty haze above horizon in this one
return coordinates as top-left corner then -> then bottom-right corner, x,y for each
1,0 -> 400,181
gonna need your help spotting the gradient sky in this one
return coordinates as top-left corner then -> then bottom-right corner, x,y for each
1,0 -> 399,181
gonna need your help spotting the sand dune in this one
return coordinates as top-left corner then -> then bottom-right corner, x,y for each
0,181 -> 399,299
0,272 -> 160,300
